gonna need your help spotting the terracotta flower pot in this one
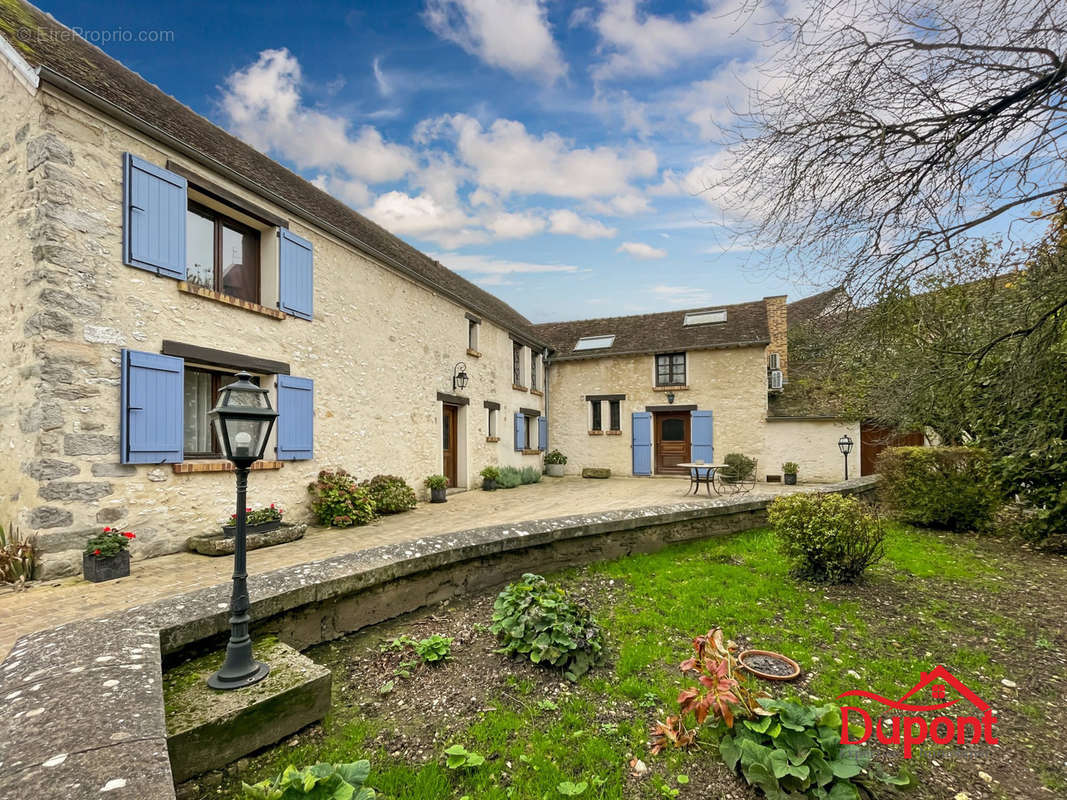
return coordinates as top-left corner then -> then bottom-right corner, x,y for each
737,649 -> 801,681
82,550 -> 130,583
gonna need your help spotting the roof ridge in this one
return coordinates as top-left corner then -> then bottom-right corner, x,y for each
534,297 -> 767,329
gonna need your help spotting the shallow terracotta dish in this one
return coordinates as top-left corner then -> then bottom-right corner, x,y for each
737,649 -> 801,681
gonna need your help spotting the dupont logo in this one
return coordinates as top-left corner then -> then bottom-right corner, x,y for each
836,666 -> 998,758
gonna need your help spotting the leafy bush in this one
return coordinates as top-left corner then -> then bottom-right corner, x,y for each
382,633 -> 452,664
0,524 -> 37,584
443,744 -> 485,769
424,474 -> 448,490
490,573 -> 604,680
495,466 -> 523,489
479,466 -> 500,481
360,475 -> 416,514
721,453 -> 756,482
84,527 -> 135,558
307,469 -> 376,527
520,466 -> 542,484
544,449 -> 568,465
781,462 -> 799,475
225,505 -> 284,527
877,446 -> 1000,531
243,761 -> 375,799
769,493 -> 886,583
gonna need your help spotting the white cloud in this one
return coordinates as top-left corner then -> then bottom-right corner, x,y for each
548,209 -> 617,239
310,174 -> 372,208
220,48 -> 415,187
434,114 -> 657,199
372,56 -> 392,96
423,0 -> 567,83
487,211 -> 547,239
649,284 -> 716,307
438,252 -> 581,275
589,0 -> 763,81
362,191 -> 488,249
617,241 -> 667,259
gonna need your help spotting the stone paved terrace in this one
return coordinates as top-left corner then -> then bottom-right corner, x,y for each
0,475 -> 812,659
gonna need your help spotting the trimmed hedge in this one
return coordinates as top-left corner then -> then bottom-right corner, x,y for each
877,446 -> 1000,531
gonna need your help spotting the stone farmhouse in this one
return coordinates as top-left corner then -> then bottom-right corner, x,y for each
0,0 -> 858,578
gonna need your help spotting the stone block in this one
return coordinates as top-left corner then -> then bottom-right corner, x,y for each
96,506 -> 127,524
164,639 -> 331,783
19,400 -> 64,432
64,433 -> 119,455
27,505 -> 73,529
26,132 -> 74,171
39,287 -> 100,317
24,309 -> 74,336
91,463 -> 136,477
36,547 -> 83,579
581,467 -> 611,479
38,480 -> 113,501
186,524 -> 307,556
22,458 -> 80,480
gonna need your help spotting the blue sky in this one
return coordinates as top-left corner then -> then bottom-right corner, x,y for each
38,0 -> 816,322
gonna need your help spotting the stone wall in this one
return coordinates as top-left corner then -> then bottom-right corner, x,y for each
764,294 -> 788,380
545,346 -> 769,476
7,82 -> 543,577
762,418 -> 861,483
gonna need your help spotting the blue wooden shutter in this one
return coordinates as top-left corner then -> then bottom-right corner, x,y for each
120,349 -> 183,464
537,416 -> 547,451
279,229 -> 314,320
122,153 -> 187,279
513,412 -> 525,451
691,410 -> 714,464
276,375 -> 314,460
632,412 -> 652,476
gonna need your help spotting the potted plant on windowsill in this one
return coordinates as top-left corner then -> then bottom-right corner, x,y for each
222,504 -> 284,537
782,462 -> 799,486
543,449 -> 567,477
83,527 -> 135,583
425,474 -> 449,503
480,465 -> 500,491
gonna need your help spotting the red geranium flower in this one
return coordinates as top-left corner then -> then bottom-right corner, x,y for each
103,527 -> 112,533
93,548 -> 101,555
121,532 -> 135,539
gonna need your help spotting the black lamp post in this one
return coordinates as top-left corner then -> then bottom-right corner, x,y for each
206,372 -> 278,690
838,433 -> 854,481
452,362 -> 469,392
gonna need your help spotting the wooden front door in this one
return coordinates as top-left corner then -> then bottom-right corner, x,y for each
860,423 -> 924,476
654,412 -> 690,474
442,404 -> 458,487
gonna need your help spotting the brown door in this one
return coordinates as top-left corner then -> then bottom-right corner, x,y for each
654,412 -> 691,474
860,423 -> 924,476
442,405 -> 458,487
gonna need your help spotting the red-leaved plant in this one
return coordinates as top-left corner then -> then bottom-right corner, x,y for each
650,628 -> 769,754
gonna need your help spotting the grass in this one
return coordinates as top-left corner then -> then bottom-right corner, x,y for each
217,523 -> 1064,799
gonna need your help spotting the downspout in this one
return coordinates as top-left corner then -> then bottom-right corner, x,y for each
542,348 -> 552,453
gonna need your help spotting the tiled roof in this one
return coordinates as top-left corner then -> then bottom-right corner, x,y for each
533,299 -> 771,360
0,0 -> 547,346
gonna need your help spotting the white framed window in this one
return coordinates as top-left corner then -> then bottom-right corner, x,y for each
488,406 -> 497,437
574,334 -> 615,351
683,310 -> 727,326
468,318 -> 480,351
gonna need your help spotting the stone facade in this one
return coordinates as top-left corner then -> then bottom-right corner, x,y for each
764,294 -> 788,379
762,418 -> 861,483
0,73 -> 544,577
546,345 -> 770,476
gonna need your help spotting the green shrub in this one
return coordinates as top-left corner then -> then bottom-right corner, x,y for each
877,446 -> 1000,531
479,465 -> 500,481
781,462 -> 799,475
520,466 -> 541,484
496,466 -> 523,489
769,493 -> 886,583
360,475 -> 416,514
307,469 -> 376,527
490,573 -> 604,680
424,474 -> 448,490
243,760 -> 375,799
0,524 -> 37,583
721,453 -> 756,482
544,449 -> 567,465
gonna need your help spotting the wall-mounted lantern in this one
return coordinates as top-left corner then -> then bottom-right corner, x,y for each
666,392 -> 676,404
452,362 -> 469,391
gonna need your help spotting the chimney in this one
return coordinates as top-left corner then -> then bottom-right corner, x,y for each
763,295 -> 788,382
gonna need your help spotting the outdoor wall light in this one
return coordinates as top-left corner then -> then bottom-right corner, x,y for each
452,362 -> 469,391
838,433 -> 854,481
206,372 -> 278,690
666,392 -> 676,404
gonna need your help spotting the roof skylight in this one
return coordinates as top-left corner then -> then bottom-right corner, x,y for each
574,334 -> 616,351
683,309 -> 727,326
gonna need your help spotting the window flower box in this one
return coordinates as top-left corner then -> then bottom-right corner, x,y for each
82,527 -> 135,583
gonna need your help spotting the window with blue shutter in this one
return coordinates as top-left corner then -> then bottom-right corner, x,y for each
631,412 -> 652,476
690,410 -> 714,464
276,375 -> 314,460
120,349 -> 184,464
122,154 -> 187,279
279,229 -> 314,320
537,416 -> 548,451
513,412 -> 525,452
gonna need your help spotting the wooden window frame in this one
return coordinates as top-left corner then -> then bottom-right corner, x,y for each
609,399 -> 621,432
187,200 -> 262,305
184,366 -> 261,459
590,400 -> 602,431
524,412 -> 539,450
530,351 -> 539,390
513,341 -> 524,386
655,352 -> 687,387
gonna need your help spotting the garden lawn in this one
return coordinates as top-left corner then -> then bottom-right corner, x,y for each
202,524 -> 1067,800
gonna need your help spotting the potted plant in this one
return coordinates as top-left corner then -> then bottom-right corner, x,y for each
544,449 -> 567,477
480,465 -> 500,491
782,462 -> 799,485
425,474 -> 448,503
83,527 -> 135,583
222,504 -> 284,536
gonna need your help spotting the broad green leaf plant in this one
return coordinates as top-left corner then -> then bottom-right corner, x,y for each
243,761 -> 375,800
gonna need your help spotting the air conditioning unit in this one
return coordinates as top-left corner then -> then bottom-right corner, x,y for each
768,370 -> 784,390
768,352 -> 780,371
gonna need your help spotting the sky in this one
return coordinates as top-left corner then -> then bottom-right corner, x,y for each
36,0 -> 817,323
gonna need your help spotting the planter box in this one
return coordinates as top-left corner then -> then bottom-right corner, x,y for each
430,487 -> 448,503
482,479 -> 497,491
545,463 -> 565,477
221,520 -> 281,538
82,550 -> 130,583
186,523 -> 307,557
784,474 -> 798,485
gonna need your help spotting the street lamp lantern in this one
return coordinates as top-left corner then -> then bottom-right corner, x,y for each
452,362 -> 469,392
666,392 -> 676,405
206,372 -> 278,690
838,433 -> 854,481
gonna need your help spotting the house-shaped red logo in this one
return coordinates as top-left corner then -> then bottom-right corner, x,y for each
836,665 -> 997,758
